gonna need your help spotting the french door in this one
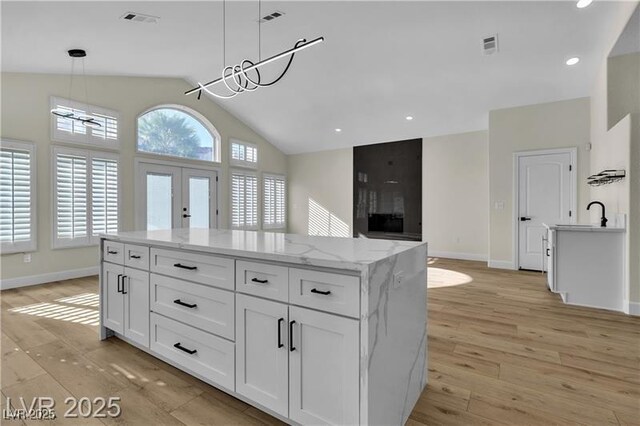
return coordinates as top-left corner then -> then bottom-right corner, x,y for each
136,162 -> 218,231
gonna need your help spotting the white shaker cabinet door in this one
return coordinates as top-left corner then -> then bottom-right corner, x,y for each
289,305 -> 359,426
236,294 -> 289,417
102,262 -> 124,334
123,267 -> 150,347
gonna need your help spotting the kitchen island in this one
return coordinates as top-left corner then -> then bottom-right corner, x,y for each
99,229 -> 428,425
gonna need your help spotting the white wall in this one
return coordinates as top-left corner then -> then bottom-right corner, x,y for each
488,98 -> 591,268
423,131 -> 488,261
287,148 -> 353,237
1,72 -> 286,283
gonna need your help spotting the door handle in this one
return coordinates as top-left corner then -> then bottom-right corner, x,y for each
174,299 -> 197,309
520,217 -> 532,221
546,248 -> 550,257
117,274 -> 123,293
182,214 -> 191,218
310,288 -> 331,296
251,278 -> 269,284
277,318 -> 284,348
173,263 -> 198,270
122,276 -> 128,294
173,342 -> 197,355
289,320 -> 296,352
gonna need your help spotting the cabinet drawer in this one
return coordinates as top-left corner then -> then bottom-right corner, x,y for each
103,241 -> 124,264
150,274 -> 234,340
124,244 -> 150,270
289,269 -> 360,318
236,260 -> 288,302
150,248 -> 234,290
150,313 -> 234,391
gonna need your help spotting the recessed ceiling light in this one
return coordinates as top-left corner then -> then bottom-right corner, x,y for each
335,128 -> 342,132
576,0 -> 594,8
566,57 -> 580,66
405,116 -> 414,121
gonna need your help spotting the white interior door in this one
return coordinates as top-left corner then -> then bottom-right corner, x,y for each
518,152 -> 573,270
137,162 -> 217,231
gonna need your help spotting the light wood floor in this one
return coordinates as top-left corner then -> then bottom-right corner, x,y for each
1,258 -> 639,425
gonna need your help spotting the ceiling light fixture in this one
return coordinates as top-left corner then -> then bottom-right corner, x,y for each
335,128 -> 342,132
406,116 -> 414,121
566,57 -> 580,66
50,49 -> 102,128
185,0 -> 324,99
576,0 -> 594,8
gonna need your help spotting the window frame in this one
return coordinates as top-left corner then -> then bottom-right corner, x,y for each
0,139 -> 37,254
51,146 -> 120,249
230,170 -> 259,231
262,173 -> 287,230
136,104 -> 221,164
50,96 -> 120,150
229,139 -> 259,169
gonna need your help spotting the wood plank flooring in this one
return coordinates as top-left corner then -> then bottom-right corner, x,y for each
1,258 -> 639,425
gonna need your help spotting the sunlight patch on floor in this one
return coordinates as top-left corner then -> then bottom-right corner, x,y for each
8,302 -> 100,326
428,267 -> 473,288
55,293 -> 100,307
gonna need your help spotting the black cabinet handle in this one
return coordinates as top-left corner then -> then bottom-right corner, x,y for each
277,318 -> 284,348
122,276 -> 128,294
130,254 -> 141,259
251,278 -> 269,284
546,248 -> 550,257
174,299 -> 197,309
311,288 -> 331,296
520,217 -> 532,222
174,263 -> 197,271
107,250 -> 119,255
289,320 -> 296,352
173,342 -> 197,355
117,274 -> 123,293
183,214 -> 191,218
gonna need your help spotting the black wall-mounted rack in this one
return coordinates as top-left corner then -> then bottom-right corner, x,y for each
587,169 -> 626,186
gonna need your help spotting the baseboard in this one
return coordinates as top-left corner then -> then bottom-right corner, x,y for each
488,259 -> 515,270
428,251 -> 488,262
629,301 -> 640,316
1,266 -> 99,290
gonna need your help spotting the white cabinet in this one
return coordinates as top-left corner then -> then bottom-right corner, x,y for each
236,294 -> 289,417
101,262 -> 150,347
289,305 -> 360,426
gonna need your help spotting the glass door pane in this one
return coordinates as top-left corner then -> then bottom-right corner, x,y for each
146,173 -> 173,230
188,177 -> 210,228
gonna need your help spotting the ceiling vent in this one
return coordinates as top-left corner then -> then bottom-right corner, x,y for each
259,11 -> 285,23
482,34 -> 499,55
121,12 -> 159,24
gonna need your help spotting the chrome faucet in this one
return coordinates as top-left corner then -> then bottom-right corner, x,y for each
587,201 -> 608,227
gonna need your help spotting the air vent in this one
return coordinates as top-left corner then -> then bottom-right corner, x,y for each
482,34 -> 499,55
259,11 -> 285,23
121,12 -> 159,24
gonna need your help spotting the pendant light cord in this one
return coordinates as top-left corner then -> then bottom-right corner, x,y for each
223,0 -> 226,67
258,0 -> 261,61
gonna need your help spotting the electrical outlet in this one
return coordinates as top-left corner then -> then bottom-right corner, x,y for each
393,272 -> 404,289
23,253 -> 31,263
494,201 -> 505,210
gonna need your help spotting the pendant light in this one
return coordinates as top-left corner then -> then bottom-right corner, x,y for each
51,49 -> 102,128
185,0 -> 324,99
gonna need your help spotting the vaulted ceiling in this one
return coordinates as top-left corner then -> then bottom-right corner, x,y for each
1,1 -> 630,153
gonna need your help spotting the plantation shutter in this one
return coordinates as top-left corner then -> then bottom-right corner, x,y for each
230,141 -> 258,169
0,147 -> 32,246
56,153 -> 88,241
91,157 -> 118,235
231,173 -> 258,229
263,175 -> 286,228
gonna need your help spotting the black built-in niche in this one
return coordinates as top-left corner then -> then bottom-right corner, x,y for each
353,138 -> 422,241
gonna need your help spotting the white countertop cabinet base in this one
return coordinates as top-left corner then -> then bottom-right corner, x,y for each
99,230 -> 428,426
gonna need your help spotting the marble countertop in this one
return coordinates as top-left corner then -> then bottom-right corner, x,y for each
100,229 -> 427,271
543,223 -> 626,233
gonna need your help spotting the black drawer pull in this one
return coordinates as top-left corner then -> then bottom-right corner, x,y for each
251,278 -> 269,284
122,276 -> 128,294
289,320 -> 296,352
174,342 -> 197,355
311,288 -> 331,296
277,318 -> 284,348
130,254 -> 141,259
546,248 -> 550,257
117,274 -> 123,293
174,263 -> 198,270
107,250 -> 118,255
174,299 -> 197,309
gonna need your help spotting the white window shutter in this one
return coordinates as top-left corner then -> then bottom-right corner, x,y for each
263,175 -> 286,229
0,146 -> 34,251
230,140 -> 258,169
56,153 -> 88,241
231,173 -> 258,229
91,157 -> 118,235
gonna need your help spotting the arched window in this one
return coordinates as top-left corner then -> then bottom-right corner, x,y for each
137,105 -> 220,162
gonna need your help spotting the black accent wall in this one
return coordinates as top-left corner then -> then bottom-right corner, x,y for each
353,139 -> 422,241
